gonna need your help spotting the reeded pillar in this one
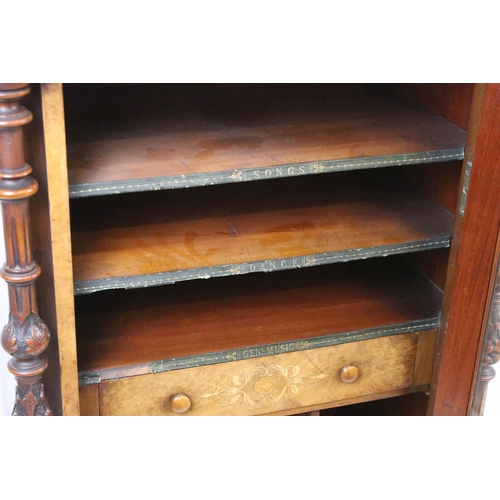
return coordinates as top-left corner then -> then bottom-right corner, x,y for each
0,83 -> 52,416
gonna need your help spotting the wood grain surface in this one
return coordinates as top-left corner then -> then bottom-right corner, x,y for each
98,331 -> 431,416
75,260 -> 443,380
78,384 -> 99,416
39,84 -> 80,415
70,170 -> 454,293
397,161 -> 463,214
64,84 -> 466,196
430,84 -> 500,415
393,84 -> 475,130
413,329 -> 438,386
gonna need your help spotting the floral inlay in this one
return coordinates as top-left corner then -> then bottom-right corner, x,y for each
255,376 -> 277,394
200,364 -> 327,407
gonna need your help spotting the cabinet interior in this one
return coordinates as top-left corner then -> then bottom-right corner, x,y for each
58,83 -> 472,415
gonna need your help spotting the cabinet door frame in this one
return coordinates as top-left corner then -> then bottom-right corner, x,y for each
429,83 -> 500,415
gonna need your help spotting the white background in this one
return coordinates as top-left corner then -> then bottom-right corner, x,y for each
2,3 -> 499,419
1,217 -> 500,416
0,6 -> 498,500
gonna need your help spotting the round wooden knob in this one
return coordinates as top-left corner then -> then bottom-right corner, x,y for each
339,366 -> 359,383
170,393 -> 192,414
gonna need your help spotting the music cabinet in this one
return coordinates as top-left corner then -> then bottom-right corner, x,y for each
1,83 -> 499,416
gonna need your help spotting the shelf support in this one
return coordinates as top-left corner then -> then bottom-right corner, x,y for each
0,83 -> 52,416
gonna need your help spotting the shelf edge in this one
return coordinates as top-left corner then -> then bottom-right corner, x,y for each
68,149 -> 465,198
73,237 -> 452,295
78,319 -> 440,386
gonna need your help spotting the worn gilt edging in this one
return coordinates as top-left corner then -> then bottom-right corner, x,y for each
68,149 -> 465,198
77,318 -> 440,386
74,237 -> 452,295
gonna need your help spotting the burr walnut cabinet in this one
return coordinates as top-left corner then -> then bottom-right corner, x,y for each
1,83 -> 500,416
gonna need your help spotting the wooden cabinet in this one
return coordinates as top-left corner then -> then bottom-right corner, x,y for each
96,331 -> 435,416
1,83 -> 499,416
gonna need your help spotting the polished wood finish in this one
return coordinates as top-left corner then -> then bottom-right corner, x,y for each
78,384 -> 99,416
402,248 -> 450,292
3,83 -> 496,417
339,366 -> 359,383
393,84 -> 475,130
35,84 -> 79,415
170,393 -> 192,414
0,84 -> 52,415
70,171 -> 454,293
75,260 -> 442,381
397,161 -> 463,214
427,84 -> 486,415
413,329 -> 438,387
430,84 -> 500,415
22,84 -> 64,415
98,331 -> 432,416
17,84 -> 80,416
64,84 -> 466,197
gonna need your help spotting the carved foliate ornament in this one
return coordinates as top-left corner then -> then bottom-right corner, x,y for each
1,313 -> 50,360
483,272 -> 500,367
12,382 -> 53,417
484,336 -> 500,365
1,320 -> 17,354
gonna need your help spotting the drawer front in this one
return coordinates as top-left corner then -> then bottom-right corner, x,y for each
99,331 -> 434,416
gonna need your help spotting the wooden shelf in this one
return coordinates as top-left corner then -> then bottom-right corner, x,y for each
70,171 -> 455,295
75,260 -> 443,384
64,84 -> 466,198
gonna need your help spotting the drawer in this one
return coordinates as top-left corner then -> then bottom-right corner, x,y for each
96,330 -> 436,416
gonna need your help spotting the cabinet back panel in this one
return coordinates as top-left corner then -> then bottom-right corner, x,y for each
396,161 -> 463,214
391,84 -> 475,131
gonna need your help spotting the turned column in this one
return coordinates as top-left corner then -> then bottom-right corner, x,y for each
0,83 -> 52,416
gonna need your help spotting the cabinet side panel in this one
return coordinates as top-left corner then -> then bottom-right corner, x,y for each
41,84 -> 79,415
79,384 -> 99,416
413,329 -> 437,386
430,84 -> 500,415
27,84 -> 79,415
